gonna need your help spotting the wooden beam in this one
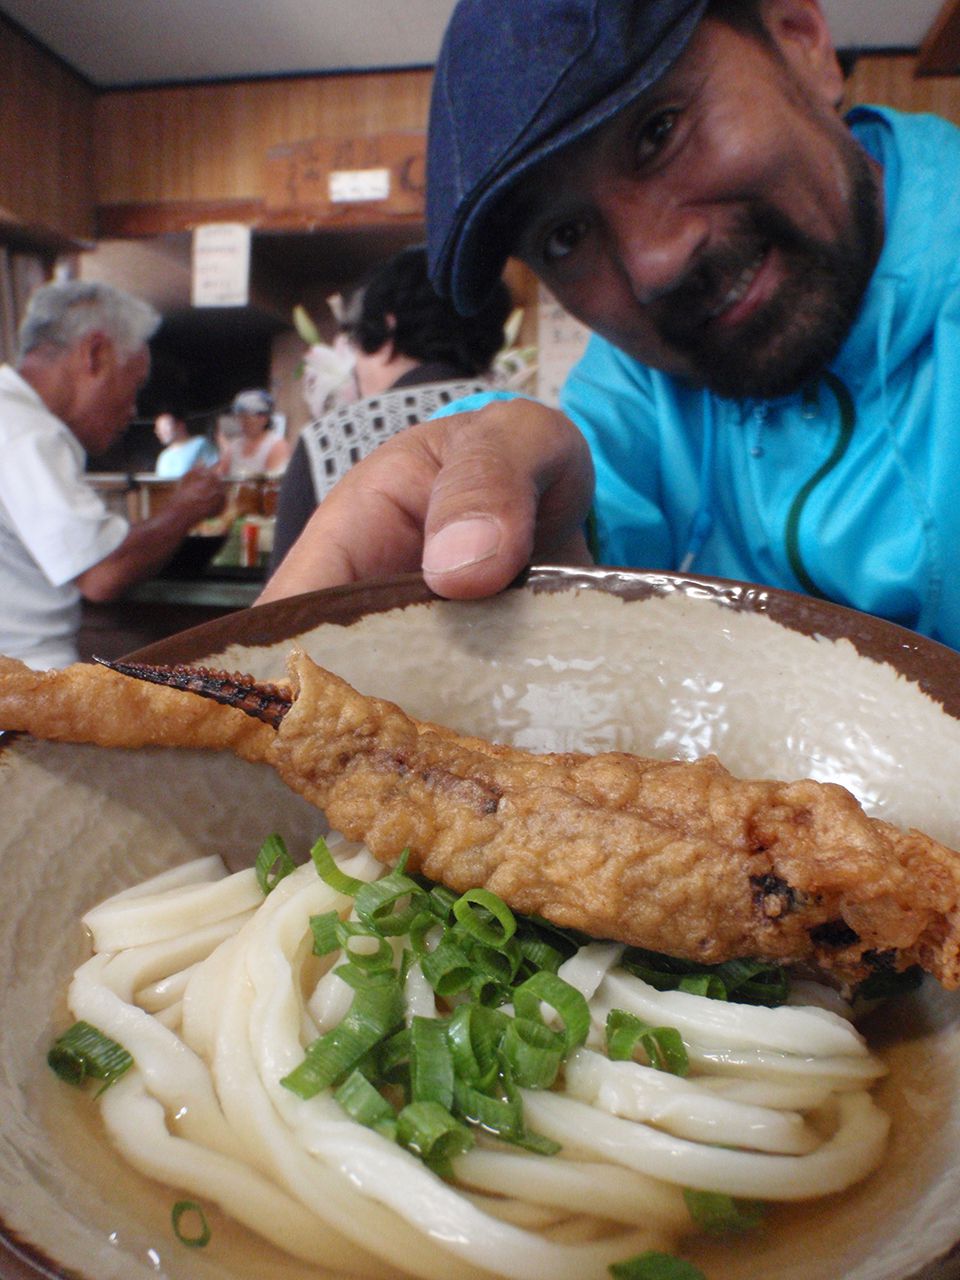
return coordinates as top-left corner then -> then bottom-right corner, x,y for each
916,0 -> 960,76
96,199 -> 423,239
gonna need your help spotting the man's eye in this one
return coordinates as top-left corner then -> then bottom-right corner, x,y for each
542,219 -> 588,264
635,109 -> 679,165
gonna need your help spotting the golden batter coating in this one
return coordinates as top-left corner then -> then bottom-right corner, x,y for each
0,655 -> 274,761
272,653 -> 960,991
2,650 -> 959,990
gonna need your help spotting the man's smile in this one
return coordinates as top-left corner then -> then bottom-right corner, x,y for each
703,246 -> 771,327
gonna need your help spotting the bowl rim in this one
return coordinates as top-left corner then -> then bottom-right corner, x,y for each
123,564 -> 960,724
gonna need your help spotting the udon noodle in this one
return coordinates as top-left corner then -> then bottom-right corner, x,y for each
64,833 -> 890,1279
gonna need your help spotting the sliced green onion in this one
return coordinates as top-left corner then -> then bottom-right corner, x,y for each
469,974 -> 513,1007
334,920 -> 395,972
606,1009 -> 689,1076
310,835 -> 364,896
309,910 -> 341,956
517,934 -> 566,975
620,947 -> 789,1008
512,971 -> 590,1053
282,977 -> 403,1098
452,888 -> 517,945
375,1026 -> 412,1088
678,974 -> 728,1000
455,931 -> 522,985
512,1128 -> 562,1156
609,1251 -> 706,1279
419,936 -> 474,996
334,1069 -> 397,1139
410,1016 -> 455,1109
255,833 -> 296,895
333,962 -> 400,992
171,1200 -> 211,1248
396,1100 -> 473,1175
47,1021 -> 133,1089
446,1004 -> 507,1082
683,1189 -> 764,1234
354,862 -> 426,936
454,1078 -> 525,1142
502,1017 -> 564,1089
710,958 -> 789,1004
426,883 -> 459,921
408,909 -> 441,957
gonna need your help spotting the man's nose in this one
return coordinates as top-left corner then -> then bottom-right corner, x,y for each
603,191 -> 710,305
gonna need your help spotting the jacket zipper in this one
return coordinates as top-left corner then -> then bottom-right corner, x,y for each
783,371 -> 855,600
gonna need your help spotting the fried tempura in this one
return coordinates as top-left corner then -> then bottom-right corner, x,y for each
3,650 -> 960,991
0,655 -> 274,761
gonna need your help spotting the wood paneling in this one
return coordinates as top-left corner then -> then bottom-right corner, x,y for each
0,15 -> 96,245
845,53 -> 960,124
917,0 -> 960,76
93,70 -> 433,218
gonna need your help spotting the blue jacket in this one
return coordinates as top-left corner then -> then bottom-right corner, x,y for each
435,107 -> 960,647
562,105 -> 960,646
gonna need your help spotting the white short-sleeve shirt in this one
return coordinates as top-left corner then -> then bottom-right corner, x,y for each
0,364 -> 129,669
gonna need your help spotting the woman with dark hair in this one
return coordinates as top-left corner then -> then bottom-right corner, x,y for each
269,246 -> 511,573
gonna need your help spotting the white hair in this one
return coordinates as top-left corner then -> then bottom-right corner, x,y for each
18,280 -> 161,361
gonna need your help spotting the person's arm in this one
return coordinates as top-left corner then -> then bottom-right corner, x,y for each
269,438 -> 318,575
258,395 -> 595,604
76,468 -> 225,602
265,435 -> 292,474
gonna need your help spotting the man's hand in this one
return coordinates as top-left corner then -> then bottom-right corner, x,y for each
173,465 -> 229,524
77,467 -> 226,602
258,398 -> 596,604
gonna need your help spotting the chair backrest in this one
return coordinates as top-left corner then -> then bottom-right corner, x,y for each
300,379 -> 490,502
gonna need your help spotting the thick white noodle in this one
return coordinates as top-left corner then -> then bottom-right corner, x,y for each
65,849 -> 892,1280
104,915 -> 256,999
452,1148 -> 690,1230
521,1089 -> 890,1199
595,971 -> 870,1057
239,858 -> 662,1279
95,853 -> 228,902
83,868 -> 263,950
564,1049 -> 819,1153
99,1070 -> 390,1274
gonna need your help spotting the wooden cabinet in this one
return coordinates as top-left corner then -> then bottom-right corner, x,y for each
0,15 -> 96,246
94,72 -> 433,238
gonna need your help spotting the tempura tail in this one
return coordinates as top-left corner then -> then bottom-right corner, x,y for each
0,655 -> 274,761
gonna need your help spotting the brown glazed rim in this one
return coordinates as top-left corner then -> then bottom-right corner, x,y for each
127,564 -> 960,723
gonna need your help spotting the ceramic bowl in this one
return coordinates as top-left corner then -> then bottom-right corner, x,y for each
2,566 -> 960,1280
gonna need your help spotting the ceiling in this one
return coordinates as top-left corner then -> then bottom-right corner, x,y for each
0,0 -> 952,89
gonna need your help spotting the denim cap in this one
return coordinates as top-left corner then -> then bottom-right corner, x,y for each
231,389 -> 274,415
427,0 -> 709,314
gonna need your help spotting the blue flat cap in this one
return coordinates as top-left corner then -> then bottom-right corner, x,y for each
427,0 -> 709,314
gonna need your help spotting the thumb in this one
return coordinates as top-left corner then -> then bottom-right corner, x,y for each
419,400 -> 595,599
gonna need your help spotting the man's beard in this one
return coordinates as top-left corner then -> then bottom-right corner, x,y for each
656,147 -> 883,401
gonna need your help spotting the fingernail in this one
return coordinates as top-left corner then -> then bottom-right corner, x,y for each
422,518 -> 500,574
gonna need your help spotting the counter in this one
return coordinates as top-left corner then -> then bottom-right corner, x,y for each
78,566 -> 265,663
79,473 -> 277,661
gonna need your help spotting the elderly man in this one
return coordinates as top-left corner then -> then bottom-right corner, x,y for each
0,280 -> 225,669
261,0 -> 960,652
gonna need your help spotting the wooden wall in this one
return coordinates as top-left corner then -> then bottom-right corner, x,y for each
0,15 -> 96,245
2,15 -> 959,252
93,70 -> 434,234
846,53 -> 960,123
87,52 -> 960,235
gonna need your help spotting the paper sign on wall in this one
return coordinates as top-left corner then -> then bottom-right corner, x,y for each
191,223 -> 251,307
